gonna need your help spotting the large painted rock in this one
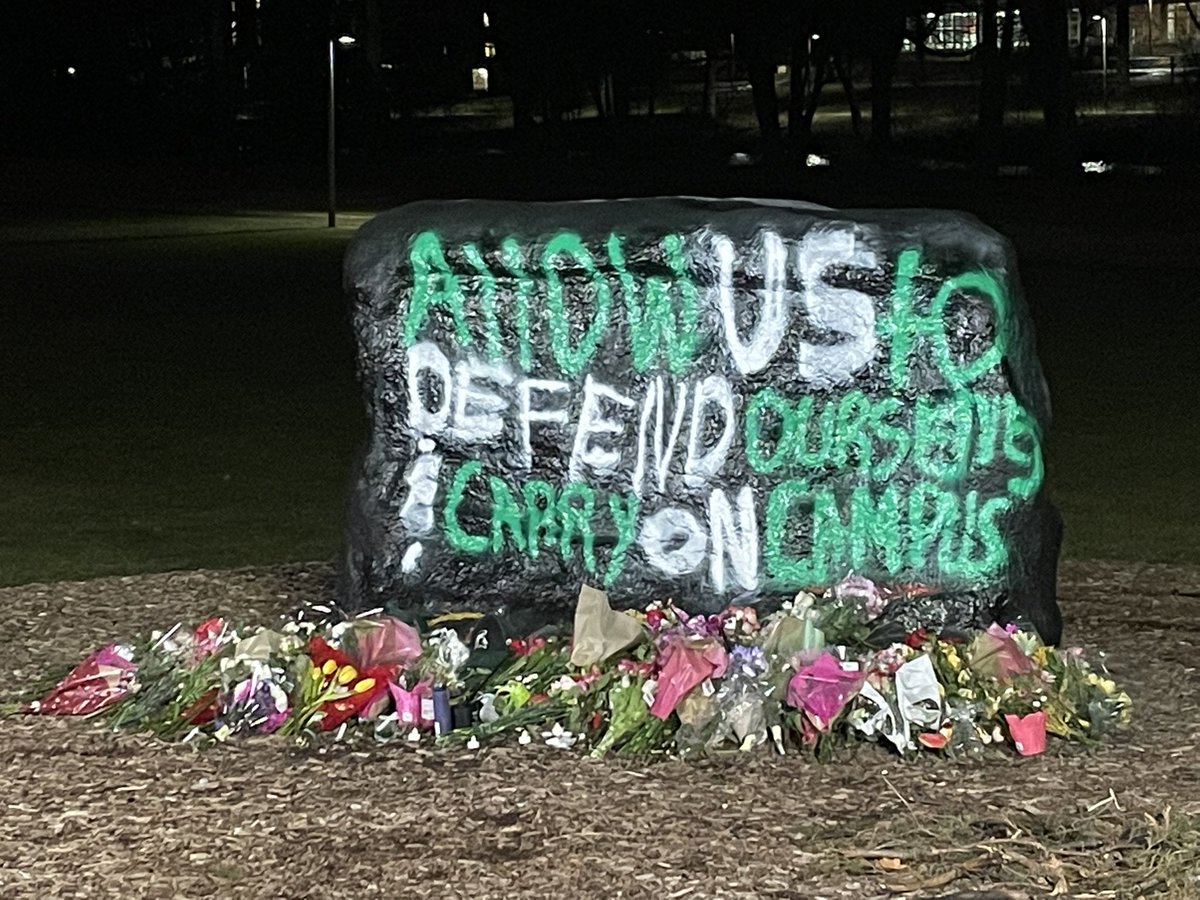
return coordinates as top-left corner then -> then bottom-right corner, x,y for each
339,198 -> 1062,643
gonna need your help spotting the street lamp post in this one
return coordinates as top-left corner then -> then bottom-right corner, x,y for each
1093,14 -> 1108,102
328,34 -> 356,228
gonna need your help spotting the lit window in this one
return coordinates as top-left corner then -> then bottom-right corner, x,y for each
926,12 -> 978,52
483,12 -> 490,28
472,67 -> 489,91
484,42 -> 496,58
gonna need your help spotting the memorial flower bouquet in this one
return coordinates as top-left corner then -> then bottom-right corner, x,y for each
25,574 -> 1132,761
106,618 -> 237,738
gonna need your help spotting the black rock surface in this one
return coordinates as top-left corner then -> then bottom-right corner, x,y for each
339,198 -> 1062,643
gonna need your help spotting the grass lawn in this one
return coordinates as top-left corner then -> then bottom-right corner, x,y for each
0,224 -> 362,585
1,171 -> 1196,586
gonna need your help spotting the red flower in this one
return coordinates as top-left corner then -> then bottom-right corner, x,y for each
182,687 -> 220,725
917,725 -> 954,750
904,628 -> 930,649
317,687 -> 385,731
507,635 -> 547,657
191,618 -> 229,661
617,658 -> 654,678
308,634 -> 356,671
306,634 -> 396,731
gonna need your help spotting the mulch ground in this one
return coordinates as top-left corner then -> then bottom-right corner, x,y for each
2,561 -> 1198,899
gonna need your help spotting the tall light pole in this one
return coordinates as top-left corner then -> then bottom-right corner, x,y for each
1093,14 -> 1108,102
328,34 -> 356,228
1147,0 -> 1154,54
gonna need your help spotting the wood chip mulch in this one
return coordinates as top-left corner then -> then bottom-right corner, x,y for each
2,560 -> 1198,899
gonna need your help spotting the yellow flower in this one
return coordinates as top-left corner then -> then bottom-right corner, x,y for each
336,665 -> 359,685
310,665 -> 323,682
943,646 -> 963,672
321,659 -> 338,677
354,677 -> 376,694
1044,710 -> 1070,737
1033,646 -> 1050,667
956,670 -> 971,686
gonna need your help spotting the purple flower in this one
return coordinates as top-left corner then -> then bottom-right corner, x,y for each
220,674 -> 290,735
673,607 -> 724,638
730,645 -> 767,677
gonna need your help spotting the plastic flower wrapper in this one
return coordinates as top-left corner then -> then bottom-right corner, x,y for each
762,592 -> 826,662
599,674 -> 680,758
568,585 -> 645,669
895,654 -> 943,736
1084,694 -> 1132,739
848,680 -> 909,753
676,689 -> 716,729
233,628 -> 303,664
1039,647 -> 1132,739
1004,710 -> 1047,756
673,690 -> 721,758
786,652 -> 863,732
585,676 -> 652,763
281,634 -> 395,734
704,650 -> 774,753
104,626 -> 234,737
944,696 -> 986,758
343,616 -> 423,670
25,644 -> 137,716
969,623 -> 1037,682
217,660 -> 290,736
423,627 -> 472,688
649,634 -> 728,720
